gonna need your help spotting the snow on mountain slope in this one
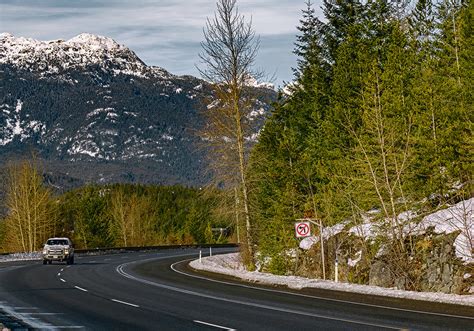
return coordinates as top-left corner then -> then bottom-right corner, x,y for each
0,33 -> 171,79
0,99 -> 47,146
0,33 -> 276,187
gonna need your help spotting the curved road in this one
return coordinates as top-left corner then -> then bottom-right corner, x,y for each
0,248 -> 473,330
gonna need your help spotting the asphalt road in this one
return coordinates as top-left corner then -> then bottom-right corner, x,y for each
0,248 -> 473,330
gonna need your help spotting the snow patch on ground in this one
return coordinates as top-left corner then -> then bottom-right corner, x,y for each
299,221 -> 348,250
299,198 -> 473,264
0,252 -> 42,263
347,250 -> 362,267
414,198 -> 473,264
190,253 -> 474,306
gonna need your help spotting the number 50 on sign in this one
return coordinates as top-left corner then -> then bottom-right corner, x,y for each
295,222 -> 311,238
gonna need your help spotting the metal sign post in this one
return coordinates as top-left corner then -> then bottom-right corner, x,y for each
296,218 -> 326,280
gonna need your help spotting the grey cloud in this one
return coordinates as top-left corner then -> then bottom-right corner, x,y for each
0,0 -> 318,85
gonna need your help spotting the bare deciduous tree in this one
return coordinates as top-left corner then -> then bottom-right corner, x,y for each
108,190 -> 155,247
109,188 -> 129,247
4,159 -> 56,252
198,0 -> 261,266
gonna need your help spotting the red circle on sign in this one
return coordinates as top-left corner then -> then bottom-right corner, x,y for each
296,223 -> 310,236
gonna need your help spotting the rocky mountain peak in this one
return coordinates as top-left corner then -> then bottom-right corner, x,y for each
0,32 -> 149,76
66,33 -> 124,51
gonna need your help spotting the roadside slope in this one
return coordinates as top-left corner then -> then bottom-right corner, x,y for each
190,253 -> 474,307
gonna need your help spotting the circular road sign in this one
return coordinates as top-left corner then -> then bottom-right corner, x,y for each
295,222 -> 311,238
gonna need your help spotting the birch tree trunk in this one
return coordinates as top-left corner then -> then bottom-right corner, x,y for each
198,0 -> 262,267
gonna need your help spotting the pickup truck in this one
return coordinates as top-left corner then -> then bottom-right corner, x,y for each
42,237 -> 75,265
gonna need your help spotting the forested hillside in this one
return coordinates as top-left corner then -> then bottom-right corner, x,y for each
0,160 -> 230,252
249,0 -> 472,292
0,33 -> 275,188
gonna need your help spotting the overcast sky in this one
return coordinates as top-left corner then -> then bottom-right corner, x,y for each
0,0 -> 325,87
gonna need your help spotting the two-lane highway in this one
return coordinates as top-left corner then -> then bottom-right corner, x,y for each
0,248 -> 473,330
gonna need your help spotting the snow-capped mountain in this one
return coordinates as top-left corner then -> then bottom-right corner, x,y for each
0,33 -> 275,188
0,32 -> 171,79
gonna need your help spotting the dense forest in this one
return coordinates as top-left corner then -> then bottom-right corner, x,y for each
0,160 -> 230,252
247,0 -> 472,287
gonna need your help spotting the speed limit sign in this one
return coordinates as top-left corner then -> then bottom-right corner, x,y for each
295,222 -> 311,238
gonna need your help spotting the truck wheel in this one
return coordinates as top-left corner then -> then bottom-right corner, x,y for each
43,260 -> 47,265
48,260 -> 52,264
70,256 -> 74,265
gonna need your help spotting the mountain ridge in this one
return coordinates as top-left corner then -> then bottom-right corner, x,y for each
0,33 -> 275,190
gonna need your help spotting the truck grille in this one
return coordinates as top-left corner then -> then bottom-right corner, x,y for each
48,248 -> 63,255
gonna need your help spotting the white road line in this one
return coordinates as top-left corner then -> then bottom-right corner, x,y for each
61,268 -> 64,272
171,259 -> 474,321
74,286 -> 88,292
0,303 -> 55,329
111,299 -> 140,308
116,261 -> 399,330
60,278 -> 67,283
57,273 -> 61,276
22,312 -> 62,315
194,320 -> 235,330
49,327 -> 84,329
89,260 -> 97,263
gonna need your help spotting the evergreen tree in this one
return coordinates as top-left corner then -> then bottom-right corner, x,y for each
426,0 -> 473,200
250,1 -> 333,273
322,0 -> 365,63
250,0 -> 472,281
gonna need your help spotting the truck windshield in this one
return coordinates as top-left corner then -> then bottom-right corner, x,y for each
46,239 -> 68,245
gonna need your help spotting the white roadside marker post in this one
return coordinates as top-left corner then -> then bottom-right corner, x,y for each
199,250 -> 202,263
210,247 -> 212,257
335,256 -> 339,282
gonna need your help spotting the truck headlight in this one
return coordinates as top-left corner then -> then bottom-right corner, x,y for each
43,249 -> 47,254
64,249 -> 69,254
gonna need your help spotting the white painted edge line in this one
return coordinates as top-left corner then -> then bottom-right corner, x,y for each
111,299 -> 140,308
21,312 -> 62,315
116,260 -> 399,330
61,268 -> 64,272
74,286 -> 88,292
194,320 -> 236,330
175,259 -> 474,321
48,326 -> 84,329
57,273 -> 61,276
60,278 -> 66,283
0,303 -> 54,329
